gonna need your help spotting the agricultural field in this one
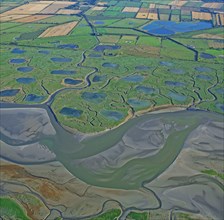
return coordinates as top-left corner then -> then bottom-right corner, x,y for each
0,0 -> 224,219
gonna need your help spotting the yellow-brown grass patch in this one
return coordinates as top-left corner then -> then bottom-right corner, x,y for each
15,15 -> 53,23
148,12 -> 159,20
97,2 -> 107,6
193,33 -> 224,40
192,11 -> 212,21
136,12 -> 149,19
0,14 -> 30,22
57,9 -> 81,14
39,21 -> 78,38
169,0 -> 187,7
40,2 -> 77,14
202,3 -> 223,9
91,6 -> 106,11
122,7 -> 139,13
149,3 -> 156,9
219,13 -> 224,25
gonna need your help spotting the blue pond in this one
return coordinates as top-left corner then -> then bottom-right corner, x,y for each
94,21 -> 104,25
93,75 -> 106,82
51,57 -> 72,63
160,61 -> 173,67
200,53 -> 216,59
102,63 -> 119,68
11,48 -> 26,54
38,50 -> 50,54
196,74 -> 212,80
143,21 -> 213,35
81,92 -> 106,103
25,94 -> 44,102
128,99 -> 150,108
51,70 -> 76,75
0,89 -> 19,97
101,110 -> 124,121
60,107 -> 83,117
169,69 -> 185,74
168,92 -> 187,102
57,44 -> 79,49
165,81 -> 186,87
123,75 -> 144,83
16,77 -> 36,84
136,86 -> 155,94
17,66 -> 33,73
216,88 -> 224,95
94,45 -> 120,52
135,65 -> 150,71
10,58 -> 26,64
195,67 -> 212,72
64,78 -> 82,85
88,53 -> 102,58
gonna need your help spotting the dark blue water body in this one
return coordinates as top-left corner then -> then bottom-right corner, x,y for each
165,81 -> 186,87
16,77 -> 36,84
122,75 -> 144,83
200,53 -> 216,59
51,70 -> 76,75
11,48 -> 26,54
127,99 -> 150,108
94,21 -> 105,25
0,89 -> 19,97
81,92 -> 106,103
60,107 -> 83,117
10,58 -> 26,64
216,103 -> 224,112
195,67 -> 212,72
94,45 -> 121,52
135,65 -> 150,71
168,92 -> 187,102
160,61 -> 173,67
196,74 -> 212,80
64,78 -> 82,85
38,50 -> 50,55
101,110 -> 124,121
25,94 -> 45,102
102,63 -> 119,68
216,88 -> 224,95
17,66 -> 33,73
51,57 -> 72,63
93,75 -> 106,82
88,53 -> 102,58
57,44 -> 79,49
143,21 -> 213,35
169,69 -> 185,74
136,85 -> 155,94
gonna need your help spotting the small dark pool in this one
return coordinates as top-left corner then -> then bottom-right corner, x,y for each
88,53 -> 102,58
195,67 -> 212,72
200,53 -> 216,59
123,75 -> 144,83
165,81 -> 186,87
11,48 -> 26,54
102,63 -> 119,68
38,50 -> 50,54
196,74 -> 212,80
57,44 -> 79,49
168,92 -> 187,102
81,92 -> 106,103
127,99 -> 150,108
135,65 -> 150,71
101,110 -> 124,121
93,75 -> 106,82
136,85 -> 155,94
169,69 -> 185,74
94,45 -> 120,52
160,61 -> 173,67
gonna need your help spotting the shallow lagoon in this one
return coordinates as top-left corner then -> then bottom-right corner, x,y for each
101,110 -> 124,121
51,70 -> 76,75
51,57 -> 72,63
16,77 -> 36,84
64,78 -> 82,85
10,58 -> 26,64
123,75 -> 144,83
25,94 -> 44,102
60,107 -> 83,117
81,92 -> 106,103
0,89 -> 19,97
17,66 -> 33,73
143,21 -> 213,35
